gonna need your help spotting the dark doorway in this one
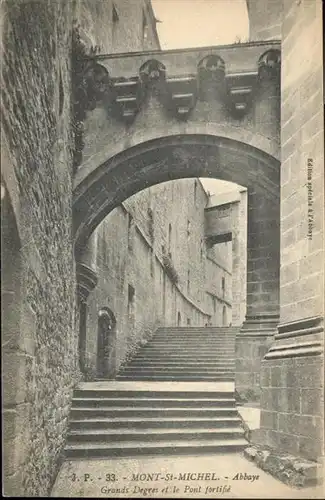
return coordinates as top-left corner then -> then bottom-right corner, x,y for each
97,307 -> 116,378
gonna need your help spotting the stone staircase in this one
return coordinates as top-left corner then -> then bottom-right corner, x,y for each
65,327 -> 247,459
116,327 -> 239,381
65,382 -> 246,459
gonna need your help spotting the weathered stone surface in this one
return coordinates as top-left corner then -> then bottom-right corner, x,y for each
2,0 -> 77,494
236,335 -> 273,402
244,444 -> 322,488
258,0 -> 324,465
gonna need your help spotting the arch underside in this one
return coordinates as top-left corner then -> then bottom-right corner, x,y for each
73,134 -> 280,254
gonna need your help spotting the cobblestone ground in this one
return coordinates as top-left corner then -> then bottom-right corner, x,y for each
51,453 -> 323,498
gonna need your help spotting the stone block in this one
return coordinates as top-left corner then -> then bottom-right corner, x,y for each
274,430 -> 300,457
271,366 -> 284,387
244,446 -> 257,461
301,389 -> 323,416
3,351 -> 34,406
295,297 -> 323,323
277,413 -> 321,442
295,358 -> 323,388
260,410 -> 278,430
260,387 -> 274,411
260,366 -> 271,388
298,436 -> 321,462
280,388 -> 301,413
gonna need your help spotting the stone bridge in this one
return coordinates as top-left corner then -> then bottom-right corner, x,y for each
73,40 -> 281,351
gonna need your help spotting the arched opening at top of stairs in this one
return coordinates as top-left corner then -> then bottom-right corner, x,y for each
73,133 -> 280,386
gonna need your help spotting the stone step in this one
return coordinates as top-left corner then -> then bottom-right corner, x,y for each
153,342 -> 235,345
151,330 -> 237,334
128,363 -> 233,368
148,346 -> 236,350
129,358 -> 234,364
124,368 -> 234,374
117,372 -> 235,378
68,416 -> 243,430
157,326 -> 240,332
154,336 -> 237,340
71,397 -> 236,408
119,366 -> 234,371
73,389 -> 234,399
125,357 -> 236,366
129,359 -> 234,364
115,375 -> 234,381
126,362 -> 235,369
152,331 -> 237,336
67,427 -> 245,443
65,438 -> 247,459
141,340 -> 235,352
151,330 -> 237,339
133,351 -> 234,363
154,334 -> 238,338
70,407 -> 238,419
144,339 -> 235,349
141,346 -> 235,358
154,340 -> 236,343
120,365 -> 235,371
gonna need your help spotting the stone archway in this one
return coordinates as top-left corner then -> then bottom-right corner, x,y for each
74,134 -> 280,332
73,134 -> 280,398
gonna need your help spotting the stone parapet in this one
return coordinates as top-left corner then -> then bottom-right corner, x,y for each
75,41 -> 280,124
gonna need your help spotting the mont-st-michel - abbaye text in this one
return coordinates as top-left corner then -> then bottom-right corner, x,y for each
130,472 -> 260,483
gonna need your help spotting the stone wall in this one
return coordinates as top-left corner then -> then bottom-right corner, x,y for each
1,0 -> 78,495
233,189 -> 248,326
76,0 -> 159,54
259,0 -> 324,461
246,0 -> 283,41
205,189 -> 248,327
85,179 -> 234,377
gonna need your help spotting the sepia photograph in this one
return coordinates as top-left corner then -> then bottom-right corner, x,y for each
1,0 -> 324,497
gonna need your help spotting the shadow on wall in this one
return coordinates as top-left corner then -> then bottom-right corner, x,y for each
2,181 -> 23,495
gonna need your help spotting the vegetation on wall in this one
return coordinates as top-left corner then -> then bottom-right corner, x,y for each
71,24 -> 112,172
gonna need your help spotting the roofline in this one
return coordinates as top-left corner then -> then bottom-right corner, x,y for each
85,39 -> 280,61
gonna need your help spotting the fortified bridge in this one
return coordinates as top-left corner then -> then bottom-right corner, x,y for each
73,40 -> 281,342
